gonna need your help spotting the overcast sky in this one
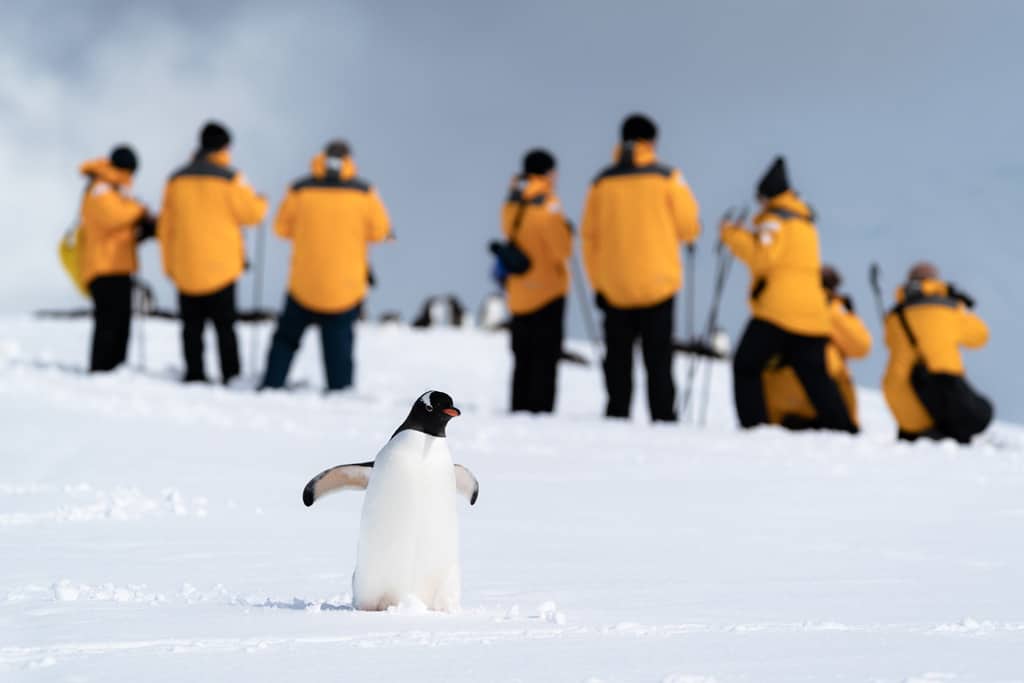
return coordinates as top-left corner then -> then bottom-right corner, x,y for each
2,0 -> 1022,418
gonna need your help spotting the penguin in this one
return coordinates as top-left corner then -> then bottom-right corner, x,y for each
302,390 -> 479,612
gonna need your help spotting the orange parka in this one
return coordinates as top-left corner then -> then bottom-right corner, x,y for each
721,191 -> 831,337
581,141 -> 700,309
275,153 -> 391,313
764,294 -> 873,426
77,159 -> 146,286
882,279 -> 989,433
501,175 -> 573,315
157,150 -> 268,296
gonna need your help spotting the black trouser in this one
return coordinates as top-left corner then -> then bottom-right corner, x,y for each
733,318 -> 856,433
89,275 -> 132,372
178,283 -> 239,383
262,295 -> 359,391
900,372 -> 993,444
510,297 -> 564,413
602,296 -> 676,421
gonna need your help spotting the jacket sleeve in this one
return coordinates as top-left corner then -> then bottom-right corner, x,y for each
365,188 -> 391,242
156,183 -> 174,276
720,224 -> 756,265
830,300 -> 873,359
744,218 -> 786,272
667,170 -> 700,244
228,173 -> 269,226
580,185 -> 601,292
959,308 -> 989,348
82,184 -> 145,236
540,200 -> 573,264
274,189 -> 297,240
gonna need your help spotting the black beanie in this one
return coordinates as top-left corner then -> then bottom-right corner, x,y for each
200,121 -> 231,152
324,139 -> 351,158
821,265 -> 841,292
522,149 -> 556,176
757,156 -> 789,199
109,145 -> 138,172
621,114 -> 657,142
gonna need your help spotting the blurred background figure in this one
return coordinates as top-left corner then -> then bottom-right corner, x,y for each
261,139 -> 391,392
77,145 -> 156,372
883,262 -> 992,443
581,114 -> 700,422
157,121 -> 268,384
763,265 -> 872,430
494,149 -> 572,414
722,157 -> 857,433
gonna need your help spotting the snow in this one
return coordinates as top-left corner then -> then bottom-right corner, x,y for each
1,315 -> 1023,682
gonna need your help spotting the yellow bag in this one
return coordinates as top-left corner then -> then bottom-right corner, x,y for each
59,225 -> 90,298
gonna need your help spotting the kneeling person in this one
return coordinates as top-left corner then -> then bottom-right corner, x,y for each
262,140 -> 391,391
764,265 -> 872,429
883,262 -> 991,443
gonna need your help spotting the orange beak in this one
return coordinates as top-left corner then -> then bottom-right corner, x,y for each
443,407 -> 461,417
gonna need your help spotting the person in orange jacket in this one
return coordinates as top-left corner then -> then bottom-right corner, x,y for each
721,157 -> 857,433
763,265 -> 872,429
261,140 -> 391,391
157,122 -> 268,383
883,262 -> 991,443
78,146 -> 156,372
581,114 -> 700,421
497,149 -> 573,413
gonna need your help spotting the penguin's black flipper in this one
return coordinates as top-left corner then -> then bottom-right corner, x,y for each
454,465 -> 479,506
302,462 -> 374,507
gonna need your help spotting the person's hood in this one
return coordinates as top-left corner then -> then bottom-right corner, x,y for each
79,158 -> 133,187
758,190 -> 812,220
311,151 -> 357,180
520,174 -> 552,200
895,277 -> 949,304
612,139 -> 657,167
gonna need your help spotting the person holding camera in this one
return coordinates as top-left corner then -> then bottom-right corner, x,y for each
580,114 -> 700,422
492,149 -> 572,413
721,156 -> 857,433
77,145 -> 156,372
883,262 -> 991,443
762,265 -> 872,429
261,140 -> 391,392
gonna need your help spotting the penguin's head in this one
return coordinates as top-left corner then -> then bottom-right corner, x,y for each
393,390 -> 461,438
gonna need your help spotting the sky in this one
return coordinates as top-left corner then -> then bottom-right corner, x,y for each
1,0 -> 1022,419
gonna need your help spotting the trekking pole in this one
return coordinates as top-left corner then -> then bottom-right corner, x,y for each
570,245 -> 603,360
249,221 -> 268,377
868,263 -> 887,323
133,279 -> 148,373
696,207 -> 744,427
679,243 -> 699,423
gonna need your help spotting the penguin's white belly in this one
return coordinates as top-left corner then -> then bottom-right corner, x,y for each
352,432 -> 461,612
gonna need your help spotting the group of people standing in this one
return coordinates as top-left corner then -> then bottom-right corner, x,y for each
75,122 -> 390,391
74,114 -> 992,443
497,114 -> 992,443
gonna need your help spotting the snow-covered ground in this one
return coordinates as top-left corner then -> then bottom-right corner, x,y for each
2,316 -> 1023,682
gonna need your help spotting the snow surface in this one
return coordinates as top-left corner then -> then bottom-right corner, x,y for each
2,316 -> 1023,682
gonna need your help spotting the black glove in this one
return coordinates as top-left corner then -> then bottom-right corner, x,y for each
135,214 -> 157,243
947,283 -> 975,309
595,293 -> 608,311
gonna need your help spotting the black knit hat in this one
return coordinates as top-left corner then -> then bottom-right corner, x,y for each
757,156 -> 789,199
200,121 -> 231,152
621,114 -> 657,142
522,148 -> 556,176
109,145 -> 138,172
324,139 -> 351,158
